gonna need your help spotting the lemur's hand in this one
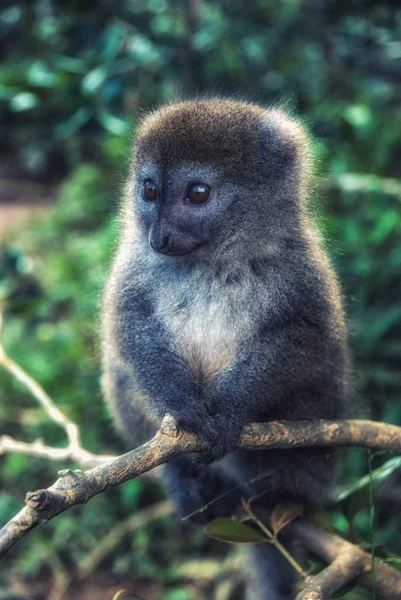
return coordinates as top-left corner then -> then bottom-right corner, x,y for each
171,402 -> 244,469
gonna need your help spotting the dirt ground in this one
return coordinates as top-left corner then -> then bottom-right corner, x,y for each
0,180 -> 55,239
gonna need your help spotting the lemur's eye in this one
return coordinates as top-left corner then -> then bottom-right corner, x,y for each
143,180 -> 158,201
187,184 -> 210,205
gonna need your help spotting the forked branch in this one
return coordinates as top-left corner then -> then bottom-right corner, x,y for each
293,520 -> 401,600
1,414 -> 401,562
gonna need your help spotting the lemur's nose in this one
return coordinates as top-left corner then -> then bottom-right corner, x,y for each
149,230 -> 170,253
158,235 -> 169,250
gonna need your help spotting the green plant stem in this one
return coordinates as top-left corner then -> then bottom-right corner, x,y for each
244,503 -> 307,578
369,451 -> 376,600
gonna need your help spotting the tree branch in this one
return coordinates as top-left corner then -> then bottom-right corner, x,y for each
1,414 -> 401,561
0,322 -> 90,458
0,312 -> 116,468
0,434 -> 114,468
0,414 -> 194,558
2,323 -> 401,597
292,520 -> 401,600
0,315 -> 161,478
239,418 -> 401,453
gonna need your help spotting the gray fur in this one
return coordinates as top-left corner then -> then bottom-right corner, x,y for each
101,99 -> 349,599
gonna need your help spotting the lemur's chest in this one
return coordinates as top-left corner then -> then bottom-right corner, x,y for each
154,277 -> 255,385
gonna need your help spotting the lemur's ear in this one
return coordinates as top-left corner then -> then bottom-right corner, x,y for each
258,109 -> 312,180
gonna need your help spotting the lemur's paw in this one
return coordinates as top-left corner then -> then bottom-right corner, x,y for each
170,405 -> 244,469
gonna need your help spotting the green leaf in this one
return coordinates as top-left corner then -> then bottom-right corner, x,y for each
55,108 -> 92,138
101,23 -> 125,62
368,307 -> 401,343
385,553 -> 401,571
342,485 -> 374,529
206,517 -> 267,544
10,92 -> 37,111
164,589 -> 195,600
336,456 -> 401,503
97,109 -> 129,135
0,84 -> 21,99
170,558 -> 223,580
310,509 -> 336,533
270,503 -> 303,536
54,55 -> 87,74
81,67 -> 107,95
27,61 -> 61,88
0,6 -> 22,24
2,454 -> 31,481
370,209 -> 399,244
343,104 -> 372,130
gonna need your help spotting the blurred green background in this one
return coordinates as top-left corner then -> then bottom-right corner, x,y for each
0,1 -> 401,599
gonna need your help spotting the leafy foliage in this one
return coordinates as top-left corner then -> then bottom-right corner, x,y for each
206,518 -> 267,544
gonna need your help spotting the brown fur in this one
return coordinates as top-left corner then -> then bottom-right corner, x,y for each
134,100 -> 311,188
181,342 -> 236,386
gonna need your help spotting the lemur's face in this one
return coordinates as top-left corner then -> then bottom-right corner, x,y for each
132,100 -> 305,259
135,160 -> 244,257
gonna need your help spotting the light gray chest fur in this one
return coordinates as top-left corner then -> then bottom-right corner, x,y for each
152,265 -> 269,384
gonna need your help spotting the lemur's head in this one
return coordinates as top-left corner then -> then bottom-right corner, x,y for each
129,99 -> 311,261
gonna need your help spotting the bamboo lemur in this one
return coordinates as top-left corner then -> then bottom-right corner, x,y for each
102,99 -> 349,599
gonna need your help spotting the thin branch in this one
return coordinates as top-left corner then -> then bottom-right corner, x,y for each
0,333 -> 82,454
0,317 -> 161,476
324,173 -> 401,200
0,312 -> 115,468
242,499 -> 307,578
1,320 -> 401,596
292,521 -> 401,600
2,415 -> 401,561
0,435 -> 114,469
77,500 -> 172,580
0,414 -> 194,559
